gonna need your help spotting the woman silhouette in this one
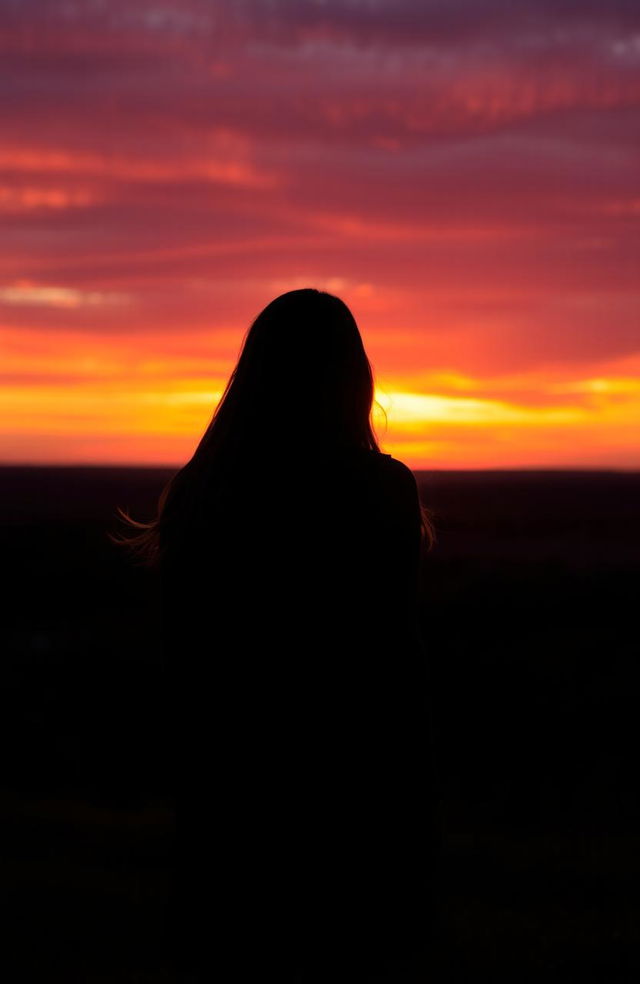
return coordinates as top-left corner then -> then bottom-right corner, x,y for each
115,289 -> 442,982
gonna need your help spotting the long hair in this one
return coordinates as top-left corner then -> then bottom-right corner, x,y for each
109,288 -> 435,568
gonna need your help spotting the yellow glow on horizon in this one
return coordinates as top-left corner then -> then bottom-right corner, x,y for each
1,373 -> 638,469
0,323 -> 638,468
373,388 -> 586,428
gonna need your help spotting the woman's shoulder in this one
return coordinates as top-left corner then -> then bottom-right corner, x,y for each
366,450 -> 417,484
349,452 -> 419,514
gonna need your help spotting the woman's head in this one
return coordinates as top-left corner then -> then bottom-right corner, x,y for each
110,289 -> 390,567
197,288 -> 379,458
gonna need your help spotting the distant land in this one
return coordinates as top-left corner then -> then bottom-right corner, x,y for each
1,464 -> 638,980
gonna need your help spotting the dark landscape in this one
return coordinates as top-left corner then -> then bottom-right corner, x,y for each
2,465 -> 638,982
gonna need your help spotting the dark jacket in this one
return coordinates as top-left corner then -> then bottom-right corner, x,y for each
159,447 -> 441,977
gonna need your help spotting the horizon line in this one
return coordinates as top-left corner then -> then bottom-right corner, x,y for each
1,461 -> 638,474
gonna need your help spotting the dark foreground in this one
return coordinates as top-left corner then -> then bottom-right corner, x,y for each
1,465 -> 638,981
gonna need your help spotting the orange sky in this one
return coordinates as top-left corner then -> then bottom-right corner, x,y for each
2,1 -> 639,469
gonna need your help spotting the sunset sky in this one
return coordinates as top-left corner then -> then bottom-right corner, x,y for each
2,0 -> 639,469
